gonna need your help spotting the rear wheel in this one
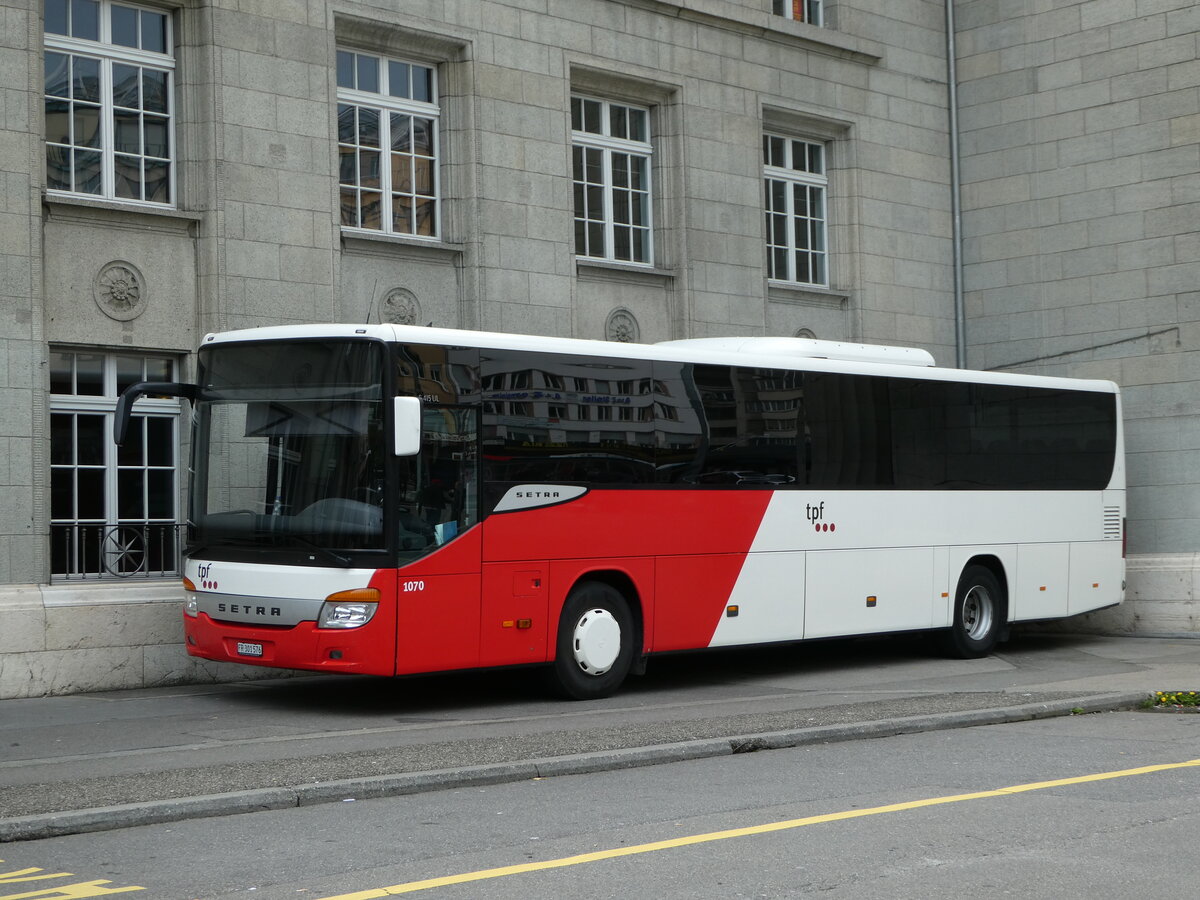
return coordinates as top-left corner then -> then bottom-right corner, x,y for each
550,581 -> 635,700
940,564 -> 1005,658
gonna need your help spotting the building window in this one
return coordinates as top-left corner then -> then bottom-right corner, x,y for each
43,0 -> 174,205
571,95 -> 653,265
773,1 -> 823,26
764,134 -> 828,287
337,49 -> 439,238
49,351 -> 182,579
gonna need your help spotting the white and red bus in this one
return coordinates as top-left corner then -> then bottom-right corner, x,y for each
115,325 -> 1125,698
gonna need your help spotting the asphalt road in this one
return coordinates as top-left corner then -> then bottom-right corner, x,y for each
4,630 -> 1194,843
3,710 -> 1198,899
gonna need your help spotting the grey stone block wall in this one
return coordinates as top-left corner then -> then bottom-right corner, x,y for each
955,0 -> 1200,564
373,0 -> 958,352
1,0 -> 43,587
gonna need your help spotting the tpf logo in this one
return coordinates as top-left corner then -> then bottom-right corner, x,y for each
807,501 -> 837,533
197,563 -> 218,590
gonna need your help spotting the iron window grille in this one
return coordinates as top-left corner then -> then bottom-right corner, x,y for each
49,350 -> 182,581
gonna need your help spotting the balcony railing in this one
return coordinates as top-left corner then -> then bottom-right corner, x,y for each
50,523 -> 185,582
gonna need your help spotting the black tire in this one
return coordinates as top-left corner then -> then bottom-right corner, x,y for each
940,564 -> 1005,658
549,581 -> 635,700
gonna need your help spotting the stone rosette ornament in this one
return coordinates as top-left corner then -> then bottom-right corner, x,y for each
606,307 -> 640,343
94,260 -> 147,321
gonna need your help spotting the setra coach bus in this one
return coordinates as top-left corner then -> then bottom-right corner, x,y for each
114,324 -> 1125,699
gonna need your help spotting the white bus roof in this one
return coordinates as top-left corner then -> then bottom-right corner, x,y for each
201,324 -> 1118,394
658,336 -> 936,367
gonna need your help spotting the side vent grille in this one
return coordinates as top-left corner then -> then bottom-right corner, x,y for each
1103,507 -> 1122,540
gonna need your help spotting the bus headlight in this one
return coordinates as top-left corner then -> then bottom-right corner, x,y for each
318,588 -> 381,629
183,576 -> 199,617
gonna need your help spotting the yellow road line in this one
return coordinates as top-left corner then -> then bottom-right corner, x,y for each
319,757 -> 1200,899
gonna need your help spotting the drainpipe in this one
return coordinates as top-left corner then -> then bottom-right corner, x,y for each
945,0 -> 966,369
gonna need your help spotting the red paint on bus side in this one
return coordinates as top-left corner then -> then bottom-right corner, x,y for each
184,491 -> 774,674
483,489 -> 772,653
482,489 -> 772,561
394,526 -> 482,674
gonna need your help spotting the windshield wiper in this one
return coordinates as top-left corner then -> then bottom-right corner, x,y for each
283,532 -> 353,568
188,537 -> 351,568
185,537 -> 244,557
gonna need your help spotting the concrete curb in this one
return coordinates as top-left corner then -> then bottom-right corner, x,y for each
0,691 -> 1148,842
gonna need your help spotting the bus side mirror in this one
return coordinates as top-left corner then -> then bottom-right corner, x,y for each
393,397 -> 422,456
114,381 -> 197,446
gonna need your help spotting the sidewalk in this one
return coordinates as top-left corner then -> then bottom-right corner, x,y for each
2,632 -> 1196,842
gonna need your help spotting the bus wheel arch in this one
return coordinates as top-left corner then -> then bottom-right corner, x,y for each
940,557 -> 1008,659
548,573 -> 642,700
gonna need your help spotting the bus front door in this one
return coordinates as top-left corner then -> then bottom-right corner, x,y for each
394,406 -> 482,675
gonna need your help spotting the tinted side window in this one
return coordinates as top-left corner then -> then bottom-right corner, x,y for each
890,378 -> 1117,489
969,384 -> 1116,489
470,348 -> 1116,494
891,379 -> 960,488
654,365 -> 803,486
481,350 -> 655,489
804,372 -> 893,487
682,366 -> 801,485
394,345 -> 479,403
653,361 -> 704,482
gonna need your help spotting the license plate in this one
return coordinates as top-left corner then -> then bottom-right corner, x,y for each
236,641 -> 263,658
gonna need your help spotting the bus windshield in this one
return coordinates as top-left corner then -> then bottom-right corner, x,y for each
190,340 -> 388,560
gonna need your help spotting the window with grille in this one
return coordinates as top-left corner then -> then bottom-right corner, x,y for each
571,95 -> 653,265
49,350 -> 182,579
337,49 -> 439,238
764,134 -> 829,287
43,0 -> 174,205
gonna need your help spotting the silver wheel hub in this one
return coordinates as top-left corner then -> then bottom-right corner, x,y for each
962,585 -> 995,641
572,607 -> 621,676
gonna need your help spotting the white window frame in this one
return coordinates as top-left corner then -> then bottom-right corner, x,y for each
43,0 -> 176,206
336,48 -> 441,240
49,350 -> 182,579
571,94 -> 654,266
773,0 -> 823,26
764,134 -> 829,288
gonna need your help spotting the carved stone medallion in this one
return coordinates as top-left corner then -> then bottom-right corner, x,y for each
382,288 -> 419,325
606,308 -> 640,343
94,261 -> 146,321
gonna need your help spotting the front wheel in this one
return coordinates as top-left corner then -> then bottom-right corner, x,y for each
549,581 -> 636,700
940,564 -> 1005,658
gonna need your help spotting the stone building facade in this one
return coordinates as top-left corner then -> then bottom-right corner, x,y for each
0,0 -> 1194,697
954,0 -> 1199,634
